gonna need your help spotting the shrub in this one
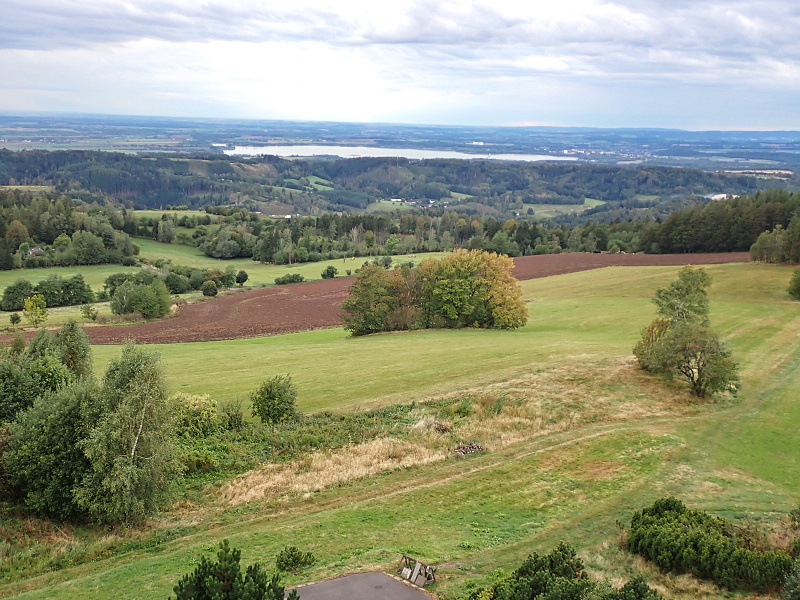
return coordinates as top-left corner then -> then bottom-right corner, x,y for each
23,293 -> 48,327
785,556 -> 800,600
131,280 -> 172,319
320,265 -> 338,279
274,273 -> 305,285
81,303 -> 99,321
1,279 -> 34,311
275,546 -> 315,573
236,269 -> 249,286
164,272 -> 191,294
171,539 -> 297,600
627,497 -> 792,592
251,374 -> 297,424
9,312 -> 21,326
201,279 -> 218,297
789,270 -> 800,301
472,542 -> 661,600
220,399 -> 245,431
170,393 -> 220,437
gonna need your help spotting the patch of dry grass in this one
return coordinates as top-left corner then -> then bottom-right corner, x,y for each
218,356 -> 685,507
219,438 -> 448,506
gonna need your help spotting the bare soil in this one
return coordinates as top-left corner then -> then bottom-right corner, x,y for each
5,252 -> 751,345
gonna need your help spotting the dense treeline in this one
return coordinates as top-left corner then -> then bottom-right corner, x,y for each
0,149 -> 775,215
0,189 -> 138,269
640,189 -> 800,253
627,497 -> 792,592
134,189 -> 800,264
1,274 -> 93,311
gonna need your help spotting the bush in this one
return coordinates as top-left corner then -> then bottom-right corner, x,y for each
251,374 -> 297,424
1,279 -> 34,311
220,399 -> 245,431
171,539 -> 297,600
170,393 -> 220,437
81,303 -> 99,321
9,312 -> 21,326
784,556 -> 800,600
274,273 -> 305,285
23,294 -> 48,327
275,546 -> 315,573
201,279 -> 218,297
471,542 -> 661,600
627,497 -> 792,592
320,265 -> 338,279
164,272 -> 191,294
131,280 -> 172,319
789,270 -> 800,301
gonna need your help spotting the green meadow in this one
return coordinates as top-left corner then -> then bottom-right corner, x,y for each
134,238 -> 448,285
523,199 -> 605,218
0,265 -> 139,294
3,262 -> 800,600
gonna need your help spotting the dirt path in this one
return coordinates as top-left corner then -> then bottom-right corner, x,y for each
2,252 -> 750,345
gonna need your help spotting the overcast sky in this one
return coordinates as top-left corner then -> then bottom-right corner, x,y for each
1,0 -> 798,129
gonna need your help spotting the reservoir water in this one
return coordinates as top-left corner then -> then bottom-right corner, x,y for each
224,145 -> 576,162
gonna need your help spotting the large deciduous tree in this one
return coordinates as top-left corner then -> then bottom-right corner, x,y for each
75,342 -> 179,524
54,320 -> 92,380
633,267 -> 738,398
652,265 -> 711,325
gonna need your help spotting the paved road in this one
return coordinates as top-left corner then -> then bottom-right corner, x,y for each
292,572 -> 432,600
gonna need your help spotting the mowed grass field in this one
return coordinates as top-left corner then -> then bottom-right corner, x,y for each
0,244 -> 447,301
0,265 -> 139,294
4,262 -> 800,600
523,199 -> 605,218
135,238 -> 448,285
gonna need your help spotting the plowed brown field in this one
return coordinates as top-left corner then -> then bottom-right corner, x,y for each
10,252 -> 751,345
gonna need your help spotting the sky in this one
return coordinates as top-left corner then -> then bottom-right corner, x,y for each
1,0 -> 799,130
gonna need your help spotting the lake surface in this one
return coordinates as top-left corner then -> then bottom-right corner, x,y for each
225,145 -> 576,162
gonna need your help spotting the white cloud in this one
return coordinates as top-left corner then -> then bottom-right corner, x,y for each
0,0 -> 798,128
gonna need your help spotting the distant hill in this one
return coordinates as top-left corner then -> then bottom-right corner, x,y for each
0,149 -> 790,218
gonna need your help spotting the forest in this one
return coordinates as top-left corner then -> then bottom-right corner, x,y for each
0,149 -> 790,217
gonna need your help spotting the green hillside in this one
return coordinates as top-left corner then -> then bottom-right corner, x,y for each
2,262 -> 799,600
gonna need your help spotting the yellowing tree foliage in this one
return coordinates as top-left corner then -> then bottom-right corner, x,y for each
343,250 -> 527,336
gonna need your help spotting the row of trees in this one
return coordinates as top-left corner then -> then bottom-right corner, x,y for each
1,274 -> 94,311
341,250 -> 527,336
0,190 -> 138,270
184,189 -> 800,264
627,497 -> 792,592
